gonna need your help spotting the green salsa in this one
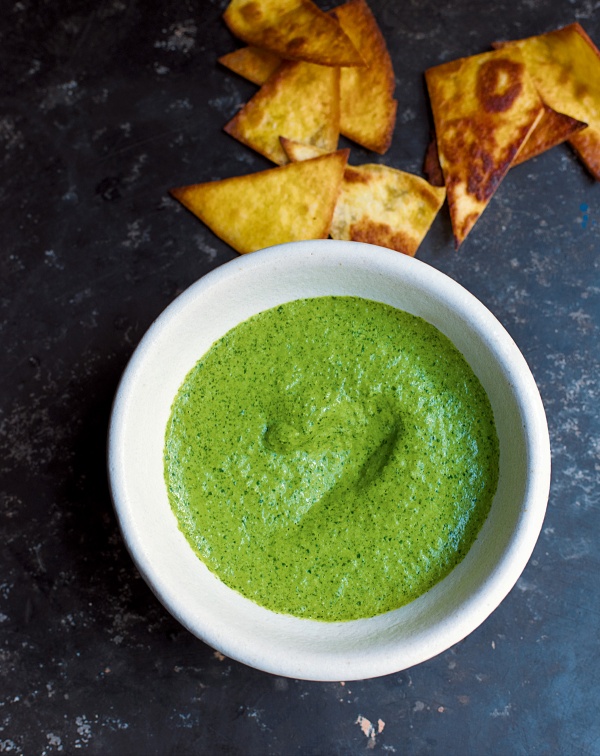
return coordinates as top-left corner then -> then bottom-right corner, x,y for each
164,296 -> 499,621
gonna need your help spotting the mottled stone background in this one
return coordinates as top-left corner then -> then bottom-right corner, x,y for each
1,0 -> 598,753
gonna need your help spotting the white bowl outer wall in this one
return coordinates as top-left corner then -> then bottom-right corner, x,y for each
108,240 -> 551,682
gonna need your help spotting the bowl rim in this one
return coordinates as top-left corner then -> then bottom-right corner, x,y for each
108,240 -> 551,680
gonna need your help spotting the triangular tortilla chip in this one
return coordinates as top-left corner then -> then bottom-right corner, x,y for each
280,138 -> 445,256
424,103 -> 587,181
330,164 -> 446,255
425,48 -> 543,248
494,23 -> 600,179
333,0 -> 397,154
223,0 -> 365,67
170,150 -> 349,255
218,46 -> 281,85
224,60 -> 340,165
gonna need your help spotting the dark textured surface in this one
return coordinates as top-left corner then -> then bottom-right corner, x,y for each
1,1 -> 599,753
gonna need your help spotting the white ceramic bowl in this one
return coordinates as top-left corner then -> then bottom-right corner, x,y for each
108,240 -> 550,681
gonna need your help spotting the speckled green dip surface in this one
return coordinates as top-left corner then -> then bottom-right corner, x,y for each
164,296 -> 499,622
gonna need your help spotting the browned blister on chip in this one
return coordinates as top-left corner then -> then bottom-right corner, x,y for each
280,138 -> 445,256
223,0 -> 365,67
426,48 -> 543,248
333,0 -> 397,153
513,103 -> 587,165
224,60 -> 340,165
494,23 -> 600,179
170,150 -> 349,255
218,46 -> 281,85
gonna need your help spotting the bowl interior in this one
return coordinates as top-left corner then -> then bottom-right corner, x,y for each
108,240 -> 550,681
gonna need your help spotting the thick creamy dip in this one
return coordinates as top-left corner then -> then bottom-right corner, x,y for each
164,296 -> 499,622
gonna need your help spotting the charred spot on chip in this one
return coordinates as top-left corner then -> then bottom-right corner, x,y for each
466,164 -> 504,202
458,120 -> 524,202
349,219 -> 417,256
239,1 -> 262,23
287,36 -> 308,53
344,167 -> 371,184
476,58 -> 524,113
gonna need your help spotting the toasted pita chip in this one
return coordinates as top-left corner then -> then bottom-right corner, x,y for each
224,60 -> 340,165
223,0 -> 365,67
494,23 -> 600,179
426,48 -> 543,248
170,150 -> 349,255
280,138 -> 445,256
333,0 -> 397,153
218,46 -> 281,85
